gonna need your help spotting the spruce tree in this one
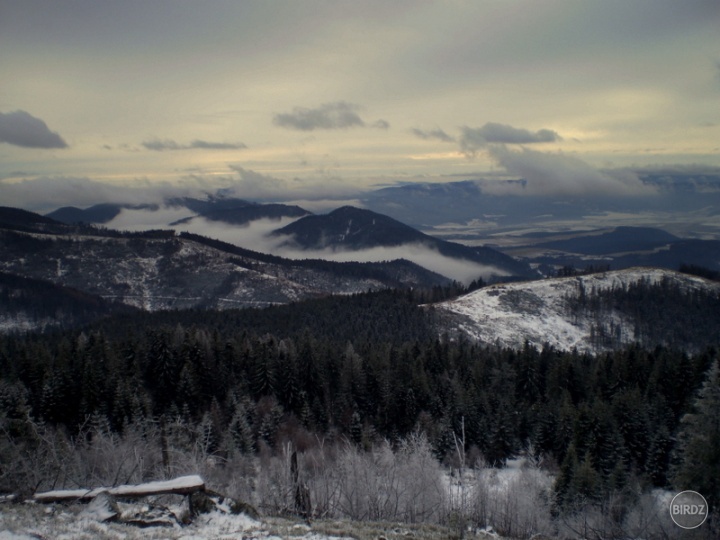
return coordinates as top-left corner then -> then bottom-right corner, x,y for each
228,403 -> 255,454
673,359 -> 720,507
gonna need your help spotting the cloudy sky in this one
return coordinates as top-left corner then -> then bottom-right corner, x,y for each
1,0 -> 719,210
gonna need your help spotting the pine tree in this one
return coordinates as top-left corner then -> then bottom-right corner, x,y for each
250,340 -> 276,398
554,443 -> 578,511
145,331 -> 179,413
257,398 -> 284,448
228,403 -> 255,454
673,359 -> 720,507
572,452 -> 602,503
484,397 -> 516,467
349,410 -> 363,445
196,411 -> 218,456
554,446 -> 603,514
176,359 -> 200,408
275,339 -> 300,412
646,425 -> 673,486
340,342 -> 366,411
612,388 -> 649,471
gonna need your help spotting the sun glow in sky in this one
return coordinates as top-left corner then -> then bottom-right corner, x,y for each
1,0 -> 719,209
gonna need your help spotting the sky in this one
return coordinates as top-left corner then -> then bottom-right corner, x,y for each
1,0 -> 719,211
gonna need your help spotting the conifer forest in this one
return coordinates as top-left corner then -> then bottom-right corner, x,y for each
1,285 -> 719,538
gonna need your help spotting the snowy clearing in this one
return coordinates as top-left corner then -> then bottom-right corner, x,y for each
436,267 -> 720,353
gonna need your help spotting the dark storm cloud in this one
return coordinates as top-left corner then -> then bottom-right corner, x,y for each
460,123 -> 559,155
0,110 -> 68,149
142,139 -> 247,151
273,102 -> 366,131
411,128 -> 455,143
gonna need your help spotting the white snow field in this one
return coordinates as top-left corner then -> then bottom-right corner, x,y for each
435,267 -> 720,353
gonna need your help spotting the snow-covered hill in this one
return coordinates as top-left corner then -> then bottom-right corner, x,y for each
273,206 -> 536,280
435,268 -> 720,353
0,228 -> 446,314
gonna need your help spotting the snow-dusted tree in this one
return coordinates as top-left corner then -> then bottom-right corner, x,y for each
250,339 -> 276,398
275,339 -> 300,411
145,331 -> 178,413
349,411 -> 363,446
228,402 -> 255,454
673,359 -> 720,507
256,396 -> 284,448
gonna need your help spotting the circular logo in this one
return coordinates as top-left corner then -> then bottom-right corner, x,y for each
669,490 -> 709,529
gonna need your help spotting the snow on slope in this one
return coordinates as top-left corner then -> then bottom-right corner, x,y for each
0,230 -> 423,313
435,267 -> 720,353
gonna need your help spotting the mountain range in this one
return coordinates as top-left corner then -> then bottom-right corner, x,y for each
361,175 -> 720,234
4,204 -> 499,333
495,226 -> 720,276
272,206 -> 535,278
0,206 -> 453,317
47,196 -> 310,226
3,199 -> 720,354
44,198 -> 538,281
41,191 -> 720,276
46,203 -> 157,225
359,178 -> 720,273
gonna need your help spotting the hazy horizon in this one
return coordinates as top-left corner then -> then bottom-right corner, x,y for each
1,1 -> 719,216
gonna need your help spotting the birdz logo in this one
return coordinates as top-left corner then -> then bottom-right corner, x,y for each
670,490 -> 708,529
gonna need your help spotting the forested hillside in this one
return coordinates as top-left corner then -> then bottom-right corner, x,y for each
0,227 -> 448,312
0,272 -> 136,332
1,286 -> 718,537
438,268 -> 720,353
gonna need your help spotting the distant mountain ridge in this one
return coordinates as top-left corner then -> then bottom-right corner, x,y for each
33,201 -> 537,281
274,206 -> 430,249
361,176 -> 720,231
0,206 -> 65,232
534,226 -> 679,255
273,206 -> 536,279
501,226 -> 720,274
46,203 -> 158,224
0,271 -> 135,332
0,206 -> 449,318
47,197 -> 311,226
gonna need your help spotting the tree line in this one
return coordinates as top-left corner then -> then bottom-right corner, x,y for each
1,297 -> 718,511
1,285 -> 719,538
564,274 -> 720,350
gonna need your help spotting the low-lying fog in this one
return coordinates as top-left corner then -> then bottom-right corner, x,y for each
106,207 -> 504,283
